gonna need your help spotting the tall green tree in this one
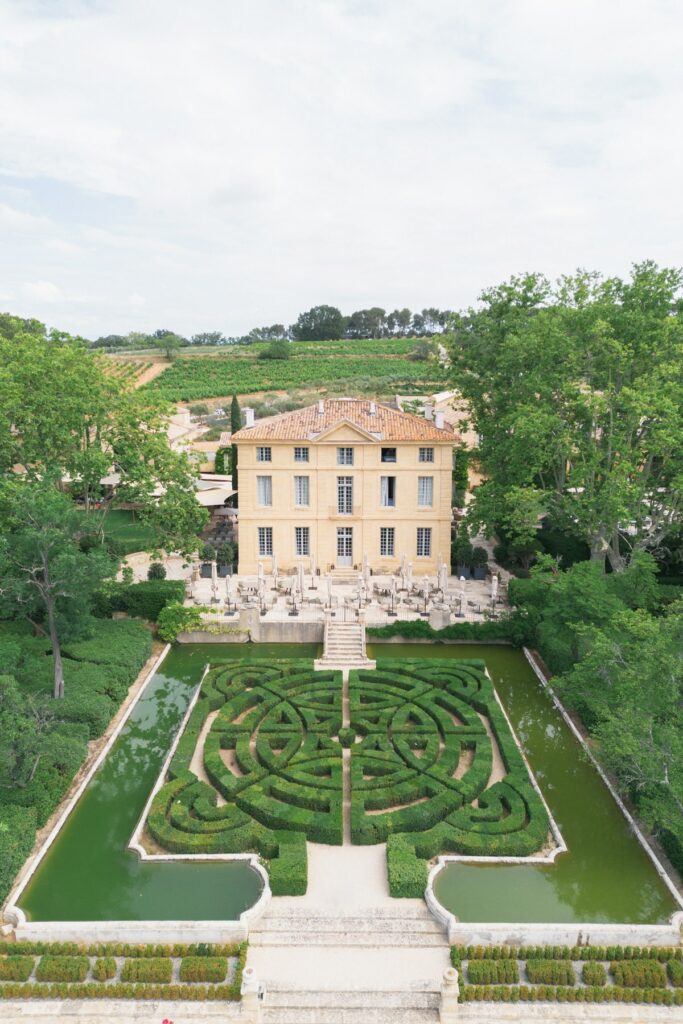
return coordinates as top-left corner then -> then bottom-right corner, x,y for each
291,305 -> 346,341
230,393 -> 241,499
0,483 -> 114,698
451,263 -> 683,571
0,325 -> 207,552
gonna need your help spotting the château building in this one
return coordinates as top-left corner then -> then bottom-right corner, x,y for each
231,398 -> 455,575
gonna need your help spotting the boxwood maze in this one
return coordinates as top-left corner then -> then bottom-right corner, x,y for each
147,659 -> 551,896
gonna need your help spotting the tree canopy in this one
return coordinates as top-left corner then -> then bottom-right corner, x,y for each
451,262 -> 683,571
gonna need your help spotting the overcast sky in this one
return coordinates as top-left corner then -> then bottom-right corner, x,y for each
1,0 -> 682,339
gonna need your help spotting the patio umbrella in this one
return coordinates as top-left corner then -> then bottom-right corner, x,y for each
406,561 -> 413,588
298,561 -> 305,597
211,560 -> 218,603
326,573 -> 332,608
401,553 -> 407,575
271,553 -> 278,589
438,563 -> 448,595
362,552 -> 370,584
257,561 -> 264,582
491,573 -> 499,603
310,551 -> 316,577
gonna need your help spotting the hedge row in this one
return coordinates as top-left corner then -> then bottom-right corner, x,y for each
0,983 -> 242,1001
4,941 -> 240,958
461,985 -> 683,1005
453,944 -> 683,962
92,580 -> 185,622
366,613 -> 533,646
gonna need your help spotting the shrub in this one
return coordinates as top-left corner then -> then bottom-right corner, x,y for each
120,958 -> 172,983
179,956 -> 227,982
147,561 -> 167,581
35,956 -> 89,982
93,580 -> 184,622
468,959 -> 519,984
582,962 -> 607,986
92,957 -> 117,981
668,959 -> 683,986
157,602 -> 204,642
0,805 -> 36,906
0,957 -> 35,981
610,960 -> 667,987
526,960 -> 575,985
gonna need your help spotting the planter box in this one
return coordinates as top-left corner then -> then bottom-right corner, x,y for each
473,566 -> 487,580
200,562 -> 213,579
217,564 -> 233,578
455,565 -> 471,579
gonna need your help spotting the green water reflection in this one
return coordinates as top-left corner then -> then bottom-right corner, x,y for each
366,643 -> 679,924
20,644 -> 319,921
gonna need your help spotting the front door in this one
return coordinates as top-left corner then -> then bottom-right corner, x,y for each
336,527 -> 353,567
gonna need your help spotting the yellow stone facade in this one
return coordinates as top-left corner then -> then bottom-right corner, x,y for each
233,401 -> 455,575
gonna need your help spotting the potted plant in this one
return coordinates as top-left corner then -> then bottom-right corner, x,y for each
216,541 -> 236,577
200,542 -> 216,578
471,545 -> 489,580
452,525 -> 473,578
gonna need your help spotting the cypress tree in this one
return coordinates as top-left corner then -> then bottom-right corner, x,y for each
230,394 -> 240,500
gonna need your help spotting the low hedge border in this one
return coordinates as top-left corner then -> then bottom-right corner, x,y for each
0,982 -> 242,1001
461,985 -> 683,1005
4,941 -> 240,958
452,944 -> 683,962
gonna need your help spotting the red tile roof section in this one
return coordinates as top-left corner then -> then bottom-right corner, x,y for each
232,399 -> 455,443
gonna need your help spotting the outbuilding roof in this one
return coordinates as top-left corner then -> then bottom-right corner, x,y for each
231,399 -> 455,443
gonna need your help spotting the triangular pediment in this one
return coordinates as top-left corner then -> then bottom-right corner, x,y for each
311,419 -> 381,443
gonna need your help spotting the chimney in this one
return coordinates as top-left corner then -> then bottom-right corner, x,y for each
435,410 -> 445,429
244,408 -> 255,428
369,401 -> 376,415
424,402 -> 434,421
317,400 -> 324,414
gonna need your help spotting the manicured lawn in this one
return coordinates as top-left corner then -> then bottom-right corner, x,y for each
84,508 -> 157,554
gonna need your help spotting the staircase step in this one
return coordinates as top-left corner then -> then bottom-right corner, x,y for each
262,1009 -> 437,1023
251,931 -> 445,947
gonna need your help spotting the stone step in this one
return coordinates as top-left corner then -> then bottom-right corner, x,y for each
266,991 -> 439,1007
251,930 -> 445,947
255,914 -> 442,932
262,1009 -> 437,1023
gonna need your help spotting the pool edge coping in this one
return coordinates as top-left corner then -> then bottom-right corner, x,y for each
424,646 -> 683,943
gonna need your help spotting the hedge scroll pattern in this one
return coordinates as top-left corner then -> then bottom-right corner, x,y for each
147,659 -> 550,896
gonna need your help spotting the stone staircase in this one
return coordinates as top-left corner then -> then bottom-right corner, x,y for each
250,905 -> 446,1023
329,568 -> 361,585
315,620 -> 375,669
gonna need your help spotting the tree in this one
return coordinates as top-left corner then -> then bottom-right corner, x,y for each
153,331 -> 184,359
258,339 -> 290,360
190,331 -> 226,346
0,483 -> 114,698
452,263 -> 683,571
409,338 -> 437,361
230,393 -> 241,499
291,305 -> 346,341
0,325 -> 208,550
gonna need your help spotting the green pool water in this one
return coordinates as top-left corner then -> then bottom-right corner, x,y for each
19,641 -> 679,924
366,643 -> 679,924
19,643 -> 319,922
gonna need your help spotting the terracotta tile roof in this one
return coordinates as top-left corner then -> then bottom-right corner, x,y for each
232,399 -> 456,443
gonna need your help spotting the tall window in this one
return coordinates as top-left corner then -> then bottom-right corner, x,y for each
380,476 -> 396,507
258,527 -> 273,556
256,446 -> 272,463
294,447 -> 309,463
419,447 -> 434,463
337,447 -> 354,466
337,476 -> 353,514
416,527 -> 432,558
256,475 -> 272,506
417,476 -> 433,507
295,526 -> 310,556
294,475 -> 310,507
381,447 -> 397,463
380,527 -> 395,557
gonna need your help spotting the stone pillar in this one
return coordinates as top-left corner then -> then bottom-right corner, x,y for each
240,965 -> 263,1024
439,966 -> 459,1022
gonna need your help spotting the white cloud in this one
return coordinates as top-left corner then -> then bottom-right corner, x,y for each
0,0 -> 682,336
21,280 -> 66,303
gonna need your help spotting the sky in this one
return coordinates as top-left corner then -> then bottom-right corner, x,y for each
1,0 -> 682,339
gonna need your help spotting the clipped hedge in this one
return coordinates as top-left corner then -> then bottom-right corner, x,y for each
582,962 -> 607,986
92,958 -> 117,981
92,580 -> 185,622
611,960 -> 667,988
526,960 -> 575,986
0,957 -> 34,982
468,959 -> 519,985
179,957 -> 227,983
120,958 -> 173,984
35,956 -> 89,983
367,613 -> 533,646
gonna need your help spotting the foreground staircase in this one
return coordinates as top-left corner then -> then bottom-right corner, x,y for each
329,568 -> 361,585
315,619 -> 375,669
250,905 -> 446,1023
